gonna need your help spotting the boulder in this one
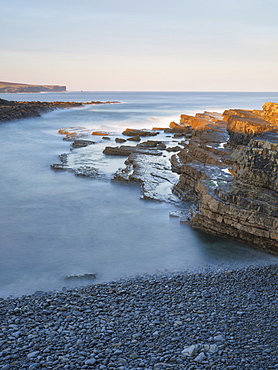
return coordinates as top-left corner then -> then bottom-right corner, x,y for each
115,138 -> 126,143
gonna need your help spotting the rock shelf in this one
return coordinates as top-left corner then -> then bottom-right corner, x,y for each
170,102 -> 278,254
0,264 -> 277,369
51,102 -> 278,253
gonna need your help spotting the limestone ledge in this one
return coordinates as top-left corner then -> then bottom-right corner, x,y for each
171,102 -> 278,254
50,101 -> 278,254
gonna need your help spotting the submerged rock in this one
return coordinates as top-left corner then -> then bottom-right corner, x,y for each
51,153 -> 100,178
113,152 -> 185,204
64,273 -> 96,281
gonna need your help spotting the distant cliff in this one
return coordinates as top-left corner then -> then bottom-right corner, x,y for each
0,81 -> 66,93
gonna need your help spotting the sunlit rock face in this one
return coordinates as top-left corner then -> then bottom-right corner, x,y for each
255,102 -> 278,124
170,111 -> 223,131
224,102 -> 278,147
172,104 -> 278,254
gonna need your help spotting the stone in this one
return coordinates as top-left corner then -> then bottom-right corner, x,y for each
103,146 -> 162,156
194,352 -> 206,362
71,140 -> 96,148
122,128 -> 159,137
27,351 -> 40,358
127,135 -> 141,141
64,273 -> 96,281
85,358 -> 96,365
92,131 -> 109,136
115,138 -> 126,143
181,344 -> 199,357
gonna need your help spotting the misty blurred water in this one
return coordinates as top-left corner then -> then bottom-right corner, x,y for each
0,91 -> 277,297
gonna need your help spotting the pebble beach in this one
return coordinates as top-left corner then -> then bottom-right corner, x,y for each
0,264 -> 277,370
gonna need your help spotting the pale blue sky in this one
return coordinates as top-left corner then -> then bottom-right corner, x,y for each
1,0 -> 278,91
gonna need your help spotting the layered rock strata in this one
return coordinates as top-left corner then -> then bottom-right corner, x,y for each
50,102 -> 278,253
171,103 -> 278,254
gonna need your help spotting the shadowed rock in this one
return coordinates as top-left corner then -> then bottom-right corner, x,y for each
122,128 -> 159,137
0,98 -> 120,123
103,146 -> 162,156
64,273 -> 96,281
71,140 -> 96,148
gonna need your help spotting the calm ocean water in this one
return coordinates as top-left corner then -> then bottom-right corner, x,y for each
0,91 -> 277,297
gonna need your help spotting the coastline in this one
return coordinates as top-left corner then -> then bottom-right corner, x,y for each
0,95 -> 277,368
0,98 -> 119,123
0,264 -> 277,369
51,102 -> 278,255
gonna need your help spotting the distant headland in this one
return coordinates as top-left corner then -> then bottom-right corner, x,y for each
0,81 -> 66,93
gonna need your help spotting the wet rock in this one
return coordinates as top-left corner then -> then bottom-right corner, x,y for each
64,274 -> 96,281
71,140 -> 96,148
166,146 -> 182,152
0,99 -> 118,123
138,140 -> 166,149
103,146 -> 162,156
51,153 -> 100,178
113,152 -> 184,204
122,128 -> 159,137
92,131 -> 109,136
127,135 -> 141,141
115,138 -> 126,143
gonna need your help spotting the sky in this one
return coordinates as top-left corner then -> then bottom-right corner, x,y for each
1,0 -> 278,91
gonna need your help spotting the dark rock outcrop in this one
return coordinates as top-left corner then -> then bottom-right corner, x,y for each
0,98 -> 119,123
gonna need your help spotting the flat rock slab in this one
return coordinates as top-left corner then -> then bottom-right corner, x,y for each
51,153 -> 100,178
113,152 -> 186,204
103,145 -> 162,156
71,140 -> 96,148
122,128 -> 159,137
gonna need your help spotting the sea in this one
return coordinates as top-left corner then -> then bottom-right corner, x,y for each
0,91 -> 278,298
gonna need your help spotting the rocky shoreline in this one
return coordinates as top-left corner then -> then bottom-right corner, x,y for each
2,97 -> 277,255
169,102 -> 278,255
0,98 -> 119,123
0,264 -> 277,369
51,102 -> 278,254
